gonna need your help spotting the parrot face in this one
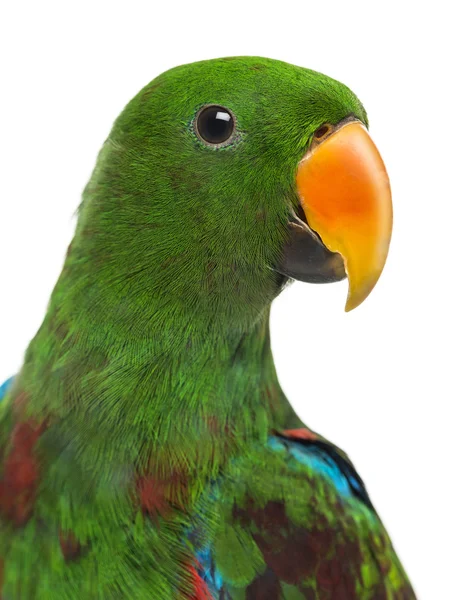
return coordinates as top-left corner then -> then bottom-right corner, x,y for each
78,56 -> 391,330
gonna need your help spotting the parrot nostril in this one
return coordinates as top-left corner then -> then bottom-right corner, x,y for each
314,124 -> 332,140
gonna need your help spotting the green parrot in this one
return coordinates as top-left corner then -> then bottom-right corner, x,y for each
0,56 -> 415,599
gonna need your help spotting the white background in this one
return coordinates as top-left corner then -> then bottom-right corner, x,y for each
0,2 -> 458,598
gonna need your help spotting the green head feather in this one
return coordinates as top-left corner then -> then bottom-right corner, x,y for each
71,56 -> 367,339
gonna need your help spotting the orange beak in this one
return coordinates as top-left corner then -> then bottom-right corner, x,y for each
296,121 -> 392,311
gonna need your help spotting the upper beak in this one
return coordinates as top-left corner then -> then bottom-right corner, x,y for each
277,119 -> 392,311
296,120 -> 392,311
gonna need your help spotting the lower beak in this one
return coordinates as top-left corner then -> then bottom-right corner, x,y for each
296,121 -> 392,311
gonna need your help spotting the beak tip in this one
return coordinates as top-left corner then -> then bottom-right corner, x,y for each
344,279 -> 379,312
344,300 -> 356,313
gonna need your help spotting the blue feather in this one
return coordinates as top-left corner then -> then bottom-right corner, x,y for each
0,376 -> 14,402
268,435 -> 354,498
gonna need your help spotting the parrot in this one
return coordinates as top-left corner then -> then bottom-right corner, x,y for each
0,56 -> 416,599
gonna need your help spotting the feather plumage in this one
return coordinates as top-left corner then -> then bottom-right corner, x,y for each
0,57 -> 415,598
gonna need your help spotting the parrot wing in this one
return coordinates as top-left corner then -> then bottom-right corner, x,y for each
195,429 -> 416,600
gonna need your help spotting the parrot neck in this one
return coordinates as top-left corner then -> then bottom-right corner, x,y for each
17,278 -> 300,480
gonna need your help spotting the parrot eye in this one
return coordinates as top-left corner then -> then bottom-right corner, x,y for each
195,105 -> 235,146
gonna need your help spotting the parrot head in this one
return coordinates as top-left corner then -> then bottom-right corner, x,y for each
76,56 -> 391,331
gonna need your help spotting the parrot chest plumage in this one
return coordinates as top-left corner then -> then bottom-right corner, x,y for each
0,376 -> 416,599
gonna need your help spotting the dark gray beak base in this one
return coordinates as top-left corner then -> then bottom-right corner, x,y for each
276,221 -> 346,284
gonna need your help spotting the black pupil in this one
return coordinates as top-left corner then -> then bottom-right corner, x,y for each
197,106 -> 234,144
